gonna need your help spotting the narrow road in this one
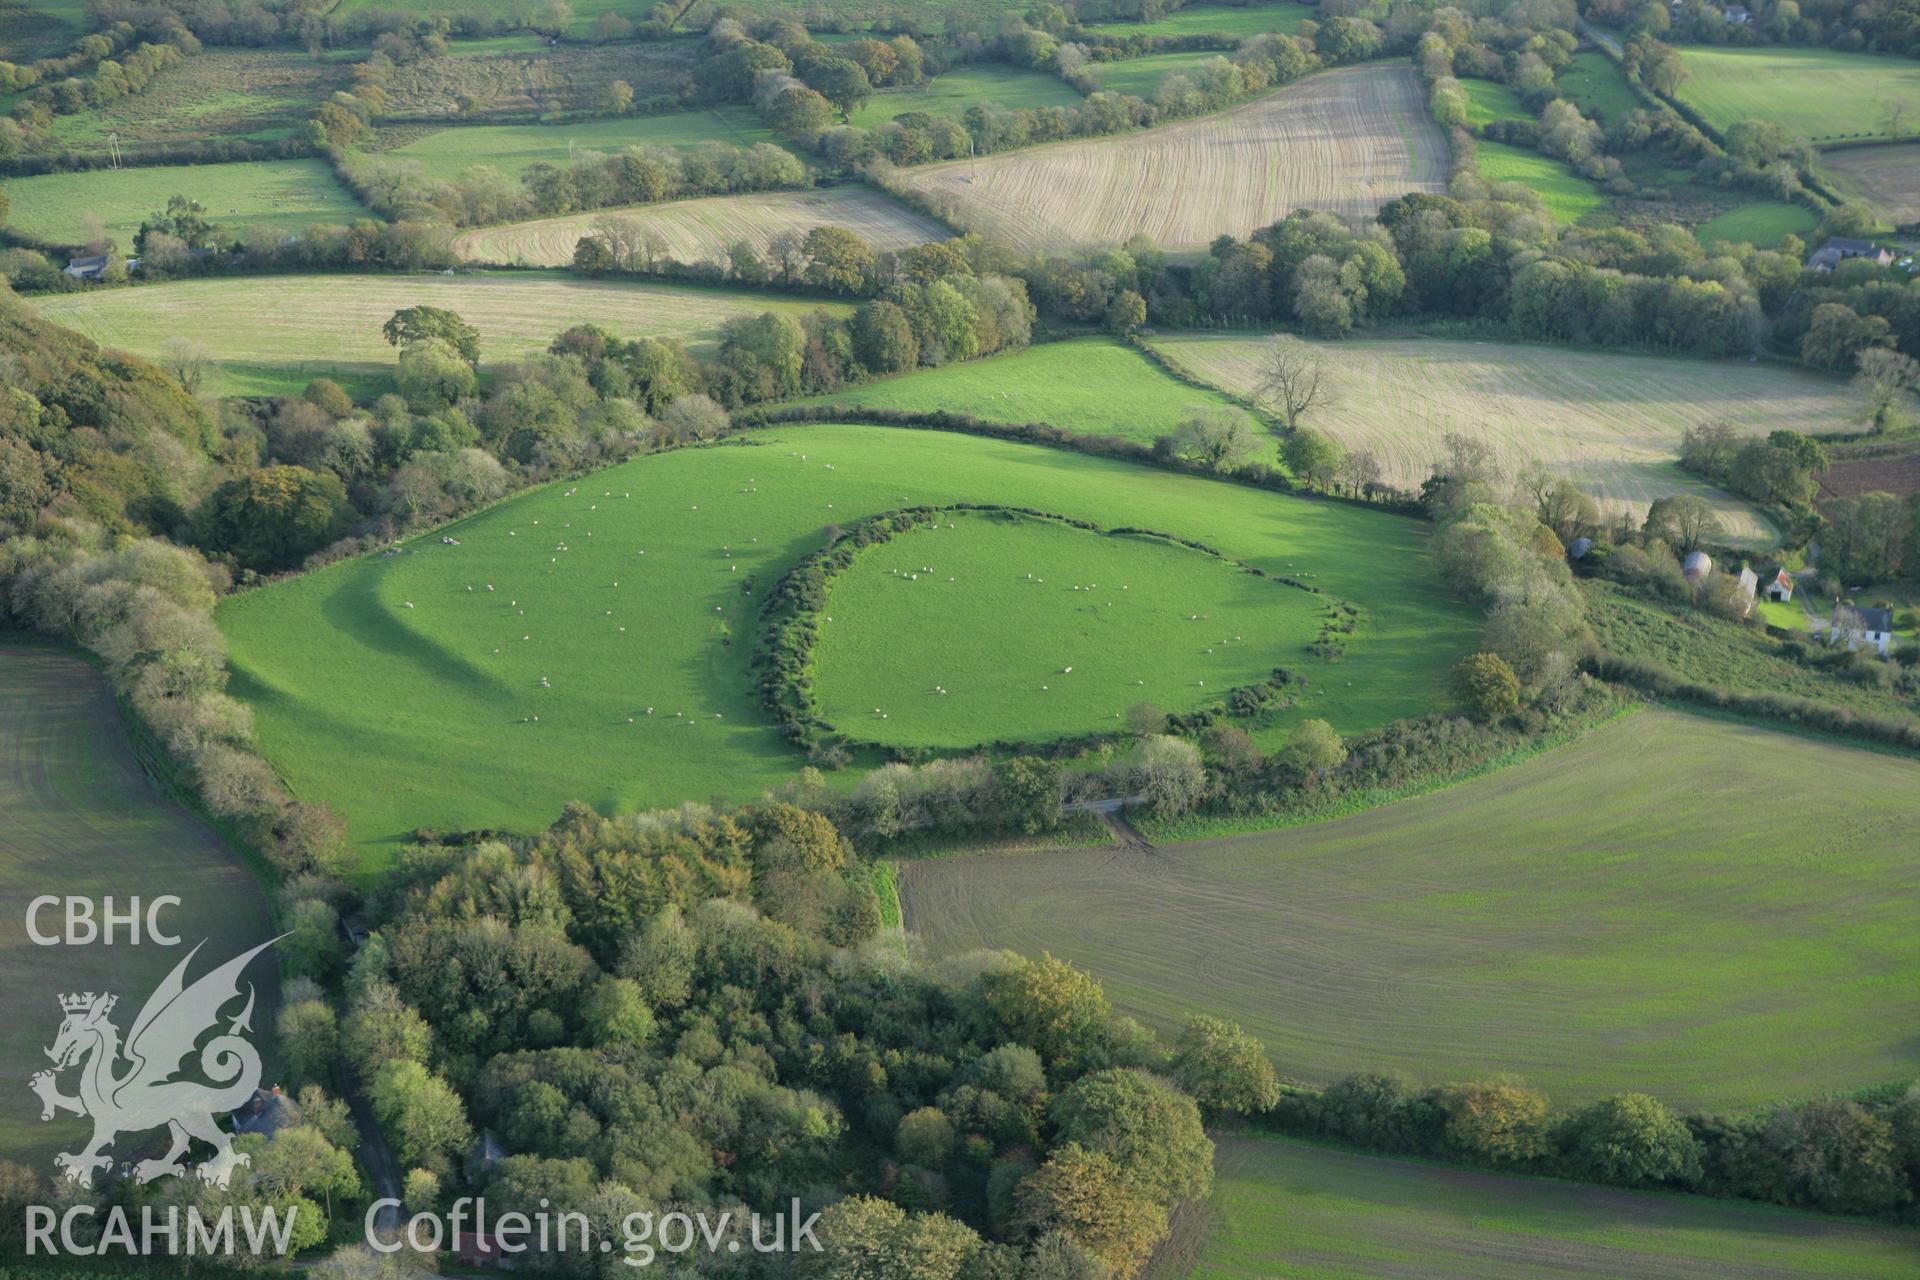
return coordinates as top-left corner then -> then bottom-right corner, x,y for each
343,1063 -> 403,1234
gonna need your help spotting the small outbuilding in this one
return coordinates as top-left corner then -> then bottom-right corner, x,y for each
1766,568 -> 1794,602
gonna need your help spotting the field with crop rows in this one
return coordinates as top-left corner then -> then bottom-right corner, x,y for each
1676,47 -> 1920,142
34,271 -> 849,396
788,337 -> 1268,455
382,107 -> 788,182
1475,140 -> 1608,222
848,64 -> 1085,129
1,160 -> 370,249
453,187 -> 945,267
217,424 -> 1477,871
41,50 -> 346,153
0,644 -> 275,1165
1164,1134 -> 1920,1279
894,66 -> 1447,252
1152,332 -> 1855,542
901,709 -> 1920,1108
1822,143 -> 1920,227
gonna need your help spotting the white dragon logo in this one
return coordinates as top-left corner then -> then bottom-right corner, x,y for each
28,937 -> 280,1189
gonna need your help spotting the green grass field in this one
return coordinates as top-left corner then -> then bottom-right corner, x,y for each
1676,47 -> 1920,142
1693,200 -> 1820,248
788,337 -> 1270,457
849,65 -> 1085,130
384,108 -> 790,183
1089,50 -> 1231,98
1085,1 -> 1313,37
32,271 -> 849,397
0,160 -> 371,250
1476,140 -> 1608,223
1461,77 -> 1530,127
811,511 -> 1324,746
0,643 -> 275,1165
1170,1134 -> 1920,1279
329,0 -> 638,37
900,709 -> 1920,1108
217,424 -> 1478,873
1553,50 -> 1641,124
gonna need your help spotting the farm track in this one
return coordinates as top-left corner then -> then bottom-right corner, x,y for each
454,187 -> 948,268
895,65 -> 1447,252
899,709 -> 1920,1108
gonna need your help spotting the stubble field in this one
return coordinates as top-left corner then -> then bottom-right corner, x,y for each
893,66 -> 1448,252
1821,143 -> 1920,226
452,187 -> 946,267
901,708 -> 1920,1108
1151,332 -> 1856,542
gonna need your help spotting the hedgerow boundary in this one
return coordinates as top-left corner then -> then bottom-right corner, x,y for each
735,404 -> 1427,516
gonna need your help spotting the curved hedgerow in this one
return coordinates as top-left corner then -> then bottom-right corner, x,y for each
751,503 -> 1335,761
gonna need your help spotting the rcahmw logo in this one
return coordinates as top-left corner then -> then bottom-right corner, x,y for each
22,912 -> 294,1259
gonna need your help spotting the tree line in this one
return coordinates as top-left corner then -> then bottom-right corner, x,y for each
1585,0 -> 1920,64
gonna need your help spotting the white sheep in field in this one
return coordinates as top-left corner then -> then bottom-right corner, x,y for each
403,602 -> 414,609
